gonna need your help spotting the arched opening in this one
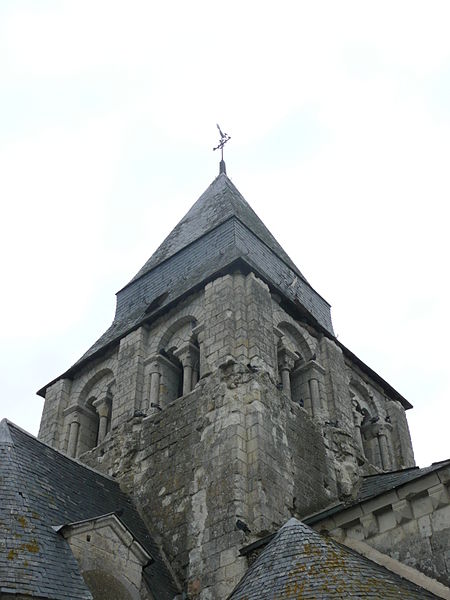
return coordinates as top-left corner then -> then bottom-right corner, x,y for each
163,348 -> 183,401
82,570 -> 135,600
83,397 -> 100,450
153,318 -> 201,408
276,323 -> 325,419
350,382 -> 392,471
66,371 -> 115,457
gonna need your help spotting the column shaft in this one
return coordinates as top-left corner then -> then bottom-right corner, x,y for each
191,369 -> 199,388
98,415 -> 108,444
378,434 -> 391,471
67,421 -> 80,458
281,369 -> 291,399
183,365 -> 193,396
309,378 -> 321,418
149,371 -> 161,407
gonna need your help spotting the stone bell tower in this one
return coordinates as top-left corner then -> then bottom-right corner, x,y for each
38,163 -> 415,598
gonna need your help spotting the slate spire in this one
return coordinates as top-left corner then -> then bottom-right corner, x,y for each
39,168 -> 333,392
127,171 -> 305,285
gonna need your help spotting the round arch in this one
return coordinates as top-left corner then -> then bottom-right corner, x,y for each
156,315 -> 199,352
82,570 -> 137,600
78,368 -> 116,406
276,321 -> 314,362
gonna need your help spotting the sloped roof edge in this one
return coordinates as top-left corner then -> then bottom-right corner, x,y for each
229,517 -> 439,599
121,171 -> 308,291
305,459 -> 450,526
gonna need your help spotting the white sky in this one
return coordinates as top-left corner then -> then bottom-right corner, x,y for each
0,1 -> 449,467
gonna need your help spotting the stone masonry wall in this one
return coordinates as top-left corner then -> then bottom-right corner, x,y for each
318,465 -> 450,588
81,364 -> 337,599
38,378 -> 72,447
39,270 -> 419,598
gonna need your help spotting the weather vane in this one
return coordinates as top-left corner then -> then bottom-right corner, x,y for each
213,124 -> 231,169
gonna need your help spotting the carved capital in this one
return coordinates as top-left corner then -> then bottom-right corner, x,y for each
175,343 -> 199,368
93,395 -> 112,418
192,323 -> 204,343
144,354 -> 163,374
63,404 -> 91,422
278,347 -> 296,372
294,359 -> 326,377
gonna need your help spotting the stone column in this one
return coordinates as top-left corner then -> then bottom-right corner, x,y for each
93,394 -> 112,444
67,420 -> 80,458
309,378 -> 321,418
292,359 -> 326,418
144,356 -> 163,412
65,408 -> 81,458
352,407 -> 365,456
362,422 -> 383,468
193,323 -> 206,378
277,347 -> 296,400
175,343 -> 200,397
149,370 -> 161,406
378,425 -> 392,471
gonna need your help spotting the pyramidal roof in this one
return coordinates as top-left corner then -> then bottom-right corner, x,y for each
127,171 -> 307,287
39,166 -> 411,409
229,518 -> 438,599
39,167 -> 335,393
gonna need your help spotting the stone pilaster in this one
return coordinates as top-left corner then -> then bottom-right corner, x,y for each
38,378 -> 72,449
245,273 -> 277,376
112,327 -> 146,429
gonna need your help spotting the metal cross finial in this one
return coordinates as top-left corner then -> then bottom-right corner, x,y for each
213,124 -> 231,163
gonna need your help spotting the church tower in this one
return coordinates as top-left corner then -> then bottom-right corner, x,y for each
38,165 -> 415,597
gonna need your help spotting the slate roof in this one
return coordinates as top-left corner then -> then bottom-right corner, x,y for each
36,169 -> 412,410
305,460 -> 450,527
228,518 -> 439,599
356,460 -> 450,503
0,419 -> 178,599
39,169 -> 334,395
126,171 -> 307,285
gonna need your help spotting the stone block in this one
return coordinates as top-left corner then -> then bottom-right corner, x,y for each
360,513 -> 378,538
411,494 -> 434,519
376,508 -> 397,533
397,474 -> 440,500
430,505 -> 450,533
417,514 -> 432,537
392,499 -> 413,525
428,483 -> 449,510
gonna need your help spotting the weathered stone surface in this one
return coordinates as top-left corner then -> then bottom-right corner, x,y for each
35,171 -> 428,598
313,464 -> 450,588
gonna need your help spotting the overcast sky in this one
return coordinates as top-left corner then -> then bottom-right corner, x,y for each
1,1 -> 449,467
